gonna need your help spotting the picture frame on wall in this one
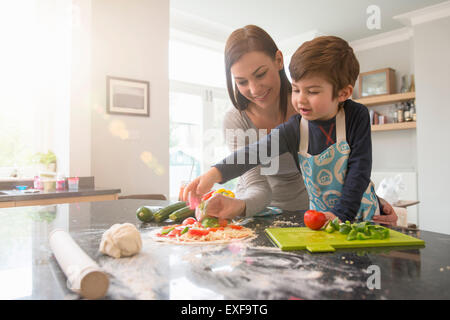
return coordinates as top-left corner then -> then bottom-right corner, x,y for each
106,76 -> 150,117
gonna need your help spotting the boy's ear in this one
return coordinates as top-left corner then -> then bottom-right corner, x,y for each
338,85 -> 354,102
275,50 -> 284,70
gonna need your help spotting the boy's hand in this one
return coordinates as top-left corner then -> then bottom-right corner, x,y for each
323,211 -> 339,222
182,167 -> 223,202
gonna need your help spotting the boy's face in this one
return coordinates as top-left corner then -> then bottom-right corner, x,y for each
291,76 -> 340,121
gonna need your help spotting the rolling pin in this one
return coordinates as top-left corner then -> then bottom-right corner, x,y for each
49,229 -> 109,299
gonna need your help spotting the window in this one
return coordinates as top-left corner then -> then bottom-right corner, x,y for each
169,39 -> 236,199
0,0 -> 72,179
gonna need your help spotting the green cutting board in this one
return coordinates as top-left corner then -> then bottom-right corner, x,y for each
265,227 -> 425,252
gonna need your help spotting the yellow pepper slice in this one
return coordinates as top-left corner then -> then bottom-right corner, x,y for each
214,188 -> 235,198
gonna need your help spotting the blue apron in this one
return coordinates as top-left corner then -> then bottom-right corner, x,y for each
297,108 -> 380,221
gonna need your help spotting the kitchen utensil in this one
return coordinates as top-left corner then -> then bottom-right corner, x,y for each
23,189 -> 40,193
265,227 -> 425,252
49,229 -> 109,299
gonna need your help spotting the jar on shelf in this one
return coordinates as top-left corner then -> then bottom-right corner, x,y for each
56,175 -> 66,191
397,106 -> 404,123
34,176 -> 43,190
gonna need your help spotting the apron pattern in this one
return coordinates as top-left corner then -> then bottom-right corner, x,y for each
298,109 -> 380,221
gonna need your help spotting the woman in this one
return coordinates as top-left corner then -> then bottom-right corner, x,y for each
184,25 -> 397,225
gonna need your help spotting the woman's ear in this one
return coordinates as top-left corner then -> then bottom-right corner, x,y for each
338,85 -> 354,102
275,50 -> 284,70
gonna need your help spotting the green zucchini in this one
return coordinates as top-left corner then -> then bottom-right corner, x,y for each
153,201 -> 187,222
169,206 -> 195,222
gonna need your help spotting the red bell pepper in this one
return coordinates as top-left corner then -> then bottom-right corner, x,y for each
188,229 -> 210,237
182,217 -> 197,226
202,190 -> 215,201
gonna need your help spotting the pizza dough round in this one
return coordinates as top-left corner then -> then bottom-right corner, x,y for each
99,223 -> 142,258
147,227 -> 256,245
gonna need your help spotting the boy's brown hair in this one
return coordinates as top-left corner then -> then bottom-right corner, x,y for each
289,36 -> 359,99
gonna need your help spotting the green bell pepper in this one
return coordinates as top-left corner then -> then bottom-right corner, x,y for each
180,226 -> 189,235
354,222 -> 369,233
370,229 -> 383,239
379,228 -> 390,239
346,229 -> 358,241
339,224 -> 352,235
357,232 -> 371,240
161,227 -> 174,235
325,221 -> 335,233
331,218 -> 340,231
201,216 -> 220,228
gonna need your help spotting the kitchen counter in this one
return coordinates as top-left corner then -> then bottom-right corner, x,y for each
0,187 -> 121,203
0,176 -> 120,207
1,199 -> 449,300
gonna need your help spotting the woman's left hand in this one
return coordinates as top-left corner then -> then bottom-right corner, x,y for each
202,193 -> 246,221
372,197 -> 398,226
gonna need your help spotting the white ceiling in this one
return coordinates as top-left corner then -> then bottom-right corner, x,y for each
170,0 -> 446,43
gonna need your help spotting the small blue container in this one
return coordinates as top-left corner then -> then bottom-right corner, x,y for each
16,185 -> 28,191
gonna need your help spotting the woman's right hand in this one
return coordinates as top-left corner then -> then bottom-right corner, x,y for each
182,167 -> 223,202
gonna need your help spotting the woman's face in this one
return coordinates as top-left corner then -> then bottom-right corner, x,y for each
231,51 -> 283,109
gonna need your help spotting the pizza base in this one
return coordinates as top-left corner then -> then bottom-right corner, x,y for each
147,227 -> 256,245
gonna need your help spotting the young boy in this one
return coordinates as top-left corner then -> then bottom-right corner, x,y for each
185,36 -> 380,223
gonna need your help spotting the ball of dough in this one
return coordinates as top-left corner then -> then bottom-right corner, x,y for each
99,223 -> 142,258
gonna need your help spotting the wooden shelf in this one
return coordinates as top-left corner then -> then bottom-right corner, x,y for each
355,92 -> 416,107
371,121 -> 416,132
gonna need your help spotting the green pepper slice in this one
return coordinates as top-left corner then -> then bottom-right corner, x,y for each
380,228 -> 390,239
325,221 -> 335,233
161,227 -> 174,235
370,229 -> 383,239
180,226 -> 189,235
347,229 -> 358,241
339,224 -> 352,235
356,232 -> 371,240
354,222 -> 368,233
201,216 -> 220,228
331,217 -> 340,231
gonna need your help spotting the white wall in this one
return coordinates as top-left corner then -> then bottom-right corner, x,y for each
413,16 -> 450,235
355,39 -> 417,173
91,0 -> 170,196
69,0 -> 92,177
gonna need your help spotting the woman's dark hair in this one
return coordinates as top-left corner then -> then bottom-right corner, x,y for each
224,25 -> 292,120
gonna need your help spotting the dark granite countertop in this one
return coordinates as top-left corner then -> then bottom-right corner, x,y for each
1,199 -> 449,300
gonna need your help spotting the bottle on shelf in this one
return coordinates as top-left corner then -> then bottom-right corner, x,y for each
410,100 -> 416,122
391,105 -> 398,123
404,102 -> 412,122
397,103 -> 404,123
